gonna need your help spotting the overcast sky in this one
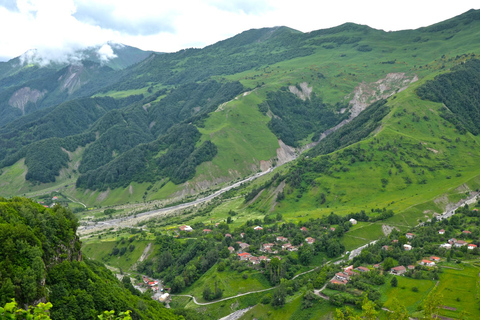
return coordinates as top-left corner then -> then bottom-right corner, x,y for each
0,0 -> 479,63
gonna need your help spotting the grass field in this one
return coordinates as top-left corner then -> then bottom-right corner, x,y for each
182,263 -> 271,302
382,276 -> 436,313
82,238 -> 153,271
436,264 -> 480,319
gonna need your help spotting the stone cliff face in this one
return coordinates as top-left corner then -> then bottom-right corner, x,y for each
8,87 -> 46,115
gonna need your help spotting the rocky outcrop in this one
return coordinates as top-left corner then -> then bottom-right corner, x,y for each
8,87 -> 46,115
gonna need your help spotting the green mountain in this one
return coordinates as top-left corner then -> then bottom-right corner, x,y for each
0,44 -> 153,126
1,9 -> 480,211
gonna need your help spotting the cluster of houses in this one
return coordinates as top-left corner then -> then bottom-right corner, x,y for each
142,276 -> 160,292
438,229 -> 477,250
141,276 -> 170,303
229,231 -> 316,265
330,265 -> 369,285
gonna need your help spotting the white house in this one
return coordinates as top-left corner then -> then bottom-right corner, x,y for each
349,218 -> 357,225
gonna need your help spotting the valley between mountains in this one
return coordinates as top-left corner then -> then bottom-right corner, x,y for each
2,8 -> 480,320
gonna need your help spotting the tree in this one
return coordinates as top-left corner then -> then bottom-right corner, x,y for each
390,276 -> 398,287
0,300 -> 52,320
388,298 -> 409,320
423,288 -> 443,320
361,296 -> 379,320
271,284 -> 286,307
171,276 -> 185,293
299,243 -> 313,265
382,257 -> 398,271
202,286 -> 212,300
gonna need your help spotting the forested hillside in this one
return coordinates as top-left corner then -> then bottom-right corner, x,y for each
0,197 -> 180,319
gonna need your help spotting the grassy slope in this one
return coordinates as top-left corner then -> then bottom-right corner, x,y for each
269,77 -> 480,227
182,263 -> 271,302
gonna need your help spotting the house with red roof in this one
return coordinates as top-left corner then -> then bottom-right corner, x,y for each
468,244 -> 477,250
438,229 -> 445,235
330,279 -> 347,285
179,225 -> 193,232
276,236 -> 288,242
407,265 -> 415,270
430,256 -> 440,262
305,237 -> 315,244
420,259 -> 435,267
237,252 -> 251,261
462,230 -> 472,235
228,246 -> 235,253
225,233 -> 232,238
455,240 -> 467,247
300,227 -> 308,232
249,256 -> 260,265
406,233 -> 415,239
391,266 -> 406,275
356,266 -> 369,273
254,226 -> 263,231
203,229 -> 211,233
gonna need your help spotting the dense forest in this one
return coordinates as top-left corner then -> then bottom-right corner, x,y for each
261,88 -> 347,147
0,197 -> 180,319
417,58 -> 480,135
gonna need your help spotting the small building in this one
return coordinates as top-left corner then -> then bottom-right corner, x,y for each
420,260 -> 435,267
249,256 -> 260,265
259,256 -> 269,262
330,227 -> 336,232
300,227 -> 308,232
404,244 -> 412,251
282,243 -> 293,251
276,236 -> 288,242
261,243 -> 274,252
228,246 -> 235,253
462,230 -> 472,235
438,229 -> 445,235
373,264 -> 380,269
391,266 -> 407,275
203,229 -> 212,233
407,265 -> 415,270
406,233 -> 415,239
344,265 -> 353,272
330,279 -> 347,285
430,256 -> 441,262
468,244 -> 477,250
455,240 -> 467,247
448,238 -> 457,244
225,233 -> 232,238
238,252 -> 251,261
240,232 -> 245,238
215,223 -> 220,228
287,246 -> 298,252
392,239 -> 399,243
349,218 -> 357,225
305,237 -> 315,244
254,226 -> 263,231
239,243 -> 250,250
439,243 -> 452,249
157,293 -> 170,302
335,272 -> 350,281
179,225 -> 193,232
356,266 -> 369,273
382,245 -> 390,250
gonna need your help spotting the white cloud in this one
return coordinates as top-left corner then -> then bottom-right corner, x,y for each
97,44 -> 117,63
